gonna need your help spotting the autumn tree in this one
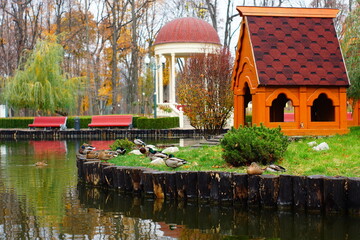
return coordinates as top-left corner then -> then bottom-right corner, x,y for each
121,0 -> 155,114
3,37 -> 82,116
341,1 -> 360,101
0,0 -> 43,76
177,48 -> 234,134
104,0 -> 131,114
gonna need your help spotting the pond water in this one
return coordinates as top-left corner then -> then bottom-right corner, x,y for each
0,139 -> 360,239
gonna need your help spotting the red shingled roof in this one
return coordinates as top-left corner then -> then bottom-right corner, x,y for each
247,16 -> 349,86
154,17 -> 221,45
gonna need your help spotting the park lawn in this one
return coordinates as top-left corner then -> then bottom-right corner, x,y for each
109,126 -> 360,177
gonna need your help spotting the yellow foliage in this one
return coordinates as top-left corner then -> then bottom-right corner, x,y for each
41,32 -> 58,43
80,96 -> 89,114
42,26 -> 57,38
98,80 -> 113,106
117,28 -> 132,52
163,61 -> 170,86
0,37 -> 7,45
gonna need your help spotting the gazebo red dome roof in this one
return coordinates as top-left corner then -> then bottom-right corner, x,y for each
154,17 -> 221,45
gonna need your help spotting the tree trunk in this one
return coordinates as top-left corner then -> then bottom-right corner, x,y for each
111,5 -> 119,114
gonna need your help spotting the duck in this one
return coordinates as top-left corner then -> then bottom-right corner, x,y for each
35,161 -> 48,167
246,162 -> 264,175
79,144 -> 95,154
116,147 -> 127,155
86,150 -> 100,159
139,147 -> 147,155
134,137 -> 146,147
148,148 -> 168,160
98,151 -> 118,161
163,154 -> 187,168
265,164 -> 286,172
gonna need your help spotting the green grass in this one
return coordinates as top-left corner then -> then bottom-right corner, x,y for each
109,126 -> 360,177
281,126 -> 360,177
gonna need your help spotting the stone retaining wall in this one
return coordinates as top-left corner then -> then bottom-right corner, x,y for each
76,157 -> 360,214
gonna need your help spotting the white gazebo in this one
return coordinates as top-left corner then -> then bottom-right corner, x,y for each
152,17 -> 221,126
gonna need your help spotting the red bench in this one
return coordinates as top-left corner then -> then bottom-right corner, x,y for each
28,116 -> 67,129
88,115 -> 133,129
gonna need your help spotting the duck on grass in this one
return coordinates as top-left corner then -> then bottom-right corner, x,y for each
79,127 -> 360,177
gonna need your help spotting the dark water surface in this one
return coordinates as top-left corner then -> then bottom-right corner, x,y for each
0,139 -> 360,240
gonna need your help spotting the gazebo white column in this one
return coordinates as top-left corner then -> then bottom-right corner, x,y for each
154,55 -> 159,104
158,54 -> 164,103
170,53 -> 176,103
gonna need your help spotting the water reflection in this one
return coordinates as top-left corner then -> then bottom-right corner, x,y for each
77,184 -> 360,240
0,139 -> 360,239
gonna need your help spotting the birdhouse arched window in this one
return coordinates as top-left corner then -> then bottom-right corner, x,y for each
311,93 -> 335,122
270,93 -> 294,122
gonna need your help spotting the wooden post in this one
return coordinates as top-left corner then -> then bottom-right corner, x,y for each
323,176 -> 346,213
210,171 -> 220,202
248,175 -> 261,207
175,171 -> 186,199
293,175 -> 307,210
219,172 -> 233,202
176,171 -> 198,200
114,166 -> 126,192
186,171 -> 198,199
103,166 -> 117,188
141,170 -> 155,197
164,172 -> 177,199
123,167 -> 134,192
83,161 -> 102,186
76,158 -> 85,181
129,168 -> 143,194
277,175 -> 293,209
347,177 -> 360,215
197,171 -> 211,203
307,175 -> 324,212
99,162 -> 115,186
233,173 -> 248,205
259,175 -> 279,208
152,172 -> 166,199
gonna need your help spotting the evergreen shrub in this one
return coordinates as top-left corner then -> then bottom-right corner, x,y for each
110,138 -> 135,153
220,124 -> 289,166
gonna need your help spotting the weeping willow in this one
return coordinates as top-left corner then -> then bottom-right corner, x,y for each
3,38 -> 82,115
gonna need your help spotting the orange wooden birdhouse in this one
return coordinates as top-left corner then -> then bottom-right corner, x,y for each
231,6 -> 351,136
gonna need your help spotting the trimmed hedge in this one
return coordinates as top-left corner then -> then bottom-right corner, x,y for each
136,117 -> 179,129
0,116 -> 177,129
66,116 -> 92,129
0,117 -> 34,128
